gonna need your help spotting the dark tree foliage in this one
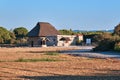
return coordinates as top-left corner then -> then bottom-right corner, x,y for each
0,27 -> 11,44
114,42 -> 120,52
93,32 -> 112,43
93,39 -> 115,51
59,29 -> 76,35
93,26 -> 120,51
9,32 -> 16,44
114,23 -> 120,36
13,27 -> 28,38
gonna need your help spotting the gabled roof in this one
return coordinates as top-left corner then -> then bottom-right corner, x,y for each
28,22 -> 60,37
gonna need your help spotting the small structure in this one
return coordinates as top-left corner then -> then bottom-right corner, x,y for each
28,22 -> 60,47
57,34 -> 83,46
57,35 -> 76,46
83,34 -> 96,45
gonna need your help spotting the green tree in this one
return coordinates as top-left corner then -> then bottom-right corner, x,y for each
114,23 -> 120,36
59,29 -> 75,35
9,32 -> 16,44
13,27 -> 28,38
93,26 -> 120,51
93,32 -> 112,43
0,27 -> 11,44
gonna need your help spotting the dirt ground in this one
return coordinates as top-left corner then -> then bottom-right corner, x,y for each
0,47 -> 120,80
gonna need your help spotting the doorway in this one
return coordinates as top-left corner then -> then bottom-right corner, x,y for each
31,41 -> 34,47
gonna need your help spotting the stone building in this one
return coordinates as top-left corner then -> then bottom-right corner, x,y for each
28,22 -> 83,47
28,22 -> 60,47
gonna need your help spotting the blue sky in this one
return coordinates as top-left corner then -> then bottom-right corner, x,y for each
0,0 -> 120,31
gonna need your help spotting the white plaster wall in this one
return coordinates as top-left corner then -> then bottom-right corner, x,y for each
57,35 -> 77,46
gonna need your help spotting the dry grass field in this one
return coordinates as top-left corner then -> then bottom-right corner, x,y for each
0,46 -> 120,80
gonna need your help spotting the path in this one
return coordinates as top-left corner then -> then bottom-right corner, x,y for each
61,46 -> 120,59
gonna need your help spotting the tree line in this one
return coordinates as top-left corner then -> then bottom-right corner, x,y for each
93,24 -> 120,51
0,23 -> 120,51
59,29 -> 104,35
0,27 -> 28,45
59,24 -> 120,52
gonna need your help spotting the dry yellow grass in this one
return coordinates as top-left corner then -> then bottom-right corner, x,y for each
0,47 -> 120,80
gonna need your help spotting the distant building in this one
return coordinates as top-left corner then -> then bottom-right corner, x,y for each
28,22 -> 83,47
83,34 -> 96,45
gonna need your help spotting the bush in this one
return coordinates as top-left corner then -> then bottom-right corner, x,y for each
114,42 -> 120,52
93,31 -> 120,51
76,39 -> 82,45
93,39 -> 115,51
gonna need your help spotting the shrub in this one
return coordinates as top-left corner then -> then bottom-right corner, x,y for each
45,52 -> 59,55
93,32 -> 120,51
76,39 -> 82,45
114,42 -> 120,52
93,39 -> 115,51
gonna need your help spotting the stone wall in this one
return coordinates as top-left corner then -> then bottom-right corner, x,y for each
28,37 -> 41,47
28,36 -> 57,47
28,35 -> 83,47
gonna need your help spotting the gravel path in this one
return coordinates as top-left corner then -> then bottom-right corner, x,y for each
61,46 -> 120,59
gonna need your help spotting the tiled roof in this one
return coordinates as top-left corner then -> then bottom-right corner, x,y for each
28,22 -> 60,37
